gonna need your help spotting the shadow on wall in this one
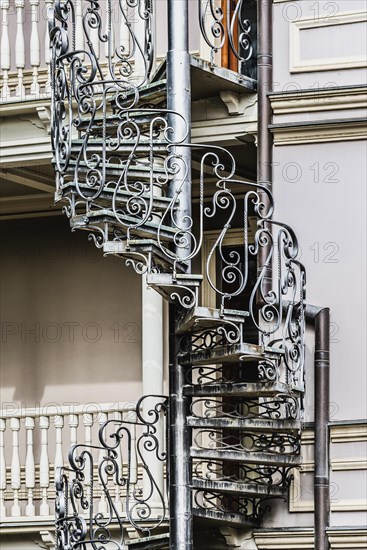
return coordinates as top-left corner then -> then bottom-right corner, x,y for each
0,217 -> 143,406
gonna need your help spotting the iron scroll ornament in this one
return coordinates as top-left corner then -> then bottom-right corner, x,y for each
55,396 -> 168,549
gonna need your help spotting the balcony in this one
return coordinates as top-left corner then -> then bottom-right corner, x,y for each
0,400 -> 168,539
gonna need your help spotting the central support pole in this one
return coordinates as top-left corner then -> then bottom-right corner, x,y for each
167,2 -> 193,549
167,0 -> 192,263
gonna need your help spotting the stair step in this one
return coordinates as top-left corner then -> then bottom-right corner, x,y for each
193,508 -> 260,528
70,210 -> 176,241
147,273 -> 202,308
58,182 -> 176,212
179,343 -> 283,366
103,239 -> 187,273
187,416 -> 301,432
175,306 -> 248,334
125,533 -> 169,549
67,160 -> 170,179
70,140 -> 168,154
190,448 -> 301,467
111,79 -> 167,110
192,478 -> 286,498
183,381 -> 297,398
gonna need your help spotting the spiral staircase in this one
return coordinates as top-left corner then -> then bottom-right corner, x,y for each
50,1 -> 306,548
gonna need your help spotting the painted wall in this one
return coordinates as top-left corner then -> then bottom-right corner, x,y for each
273,0 -> 367,89
0,216 -> 143,410
260,0 -> 367,532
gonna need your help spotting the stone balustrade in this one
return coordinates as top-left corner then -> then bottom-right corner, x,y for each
0,401 -> 141,520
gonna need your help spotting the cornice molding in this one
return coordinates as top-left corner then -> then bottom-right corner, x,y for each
254,528 -> 367,549
270,118 -> 367,145
270,86 -> 367,115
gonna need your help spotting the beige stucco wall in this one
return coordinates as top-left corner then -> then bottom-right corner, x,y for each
0,216 -> 143,410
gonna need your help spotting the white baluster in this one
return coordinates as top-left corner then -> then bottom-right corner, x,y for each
44,0 -> 53,94
29,0 -> 40,96
83,413 -> 94,501
0,419 -> 6,519
0,0 -> 11,100
119,0 -> 130,57
14,0 -> 25,98
98,412 -> 108,515
39,416 -> 50,516
10,418 -> 21,517
69,414 -> 79,448
25,417 -> 36,516
54,415 -> 64,476
113,411 -> 123,515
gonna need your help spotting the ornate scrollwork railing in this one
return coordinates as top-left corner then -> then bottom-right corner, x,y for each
55,396 -> 168,550
50,0 -> 307,535
199,0 -> 255,73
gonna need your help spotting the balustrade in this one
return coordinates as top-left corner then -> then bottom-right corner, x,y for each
0,401 -> 159,521
0,0 -> 256,103
0,0 -> 149,102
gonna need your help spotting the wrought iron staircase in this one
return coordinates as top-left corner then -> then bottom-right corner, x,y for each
50,1 -> 306,548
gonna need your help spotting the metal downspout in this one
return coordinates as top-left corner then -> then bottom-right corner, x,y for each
302,306 -> 331,548
257,0 -> 273,295
314,308 -> 331,550
257,0 -> 273,189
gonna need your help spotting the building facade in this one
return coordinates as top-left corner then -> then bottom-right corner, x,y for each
0,1 -> 366,549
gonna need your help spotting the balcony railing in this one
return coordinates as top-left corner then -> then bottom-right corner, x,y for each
0,0 -> 53,102
0,0 -> 257,103
0,400 -> 167,524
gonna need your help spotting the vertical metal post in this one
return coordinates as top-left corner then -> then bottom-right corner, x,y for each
167,3 -> 193,549
167,0 -> 192,263
257,0 -> 273,189
257,0 -> 273,299
314,308 -> 330,550
169,306 -> 193,550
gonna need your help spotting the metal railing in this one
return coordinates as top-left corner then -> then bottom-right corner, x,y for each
0,398 -> 168,525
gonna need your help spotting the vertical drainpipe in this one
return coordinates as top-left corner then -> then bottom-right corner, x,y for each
257,0 -> 273,295
257,0 -> 273,189
314,307 -> 331,550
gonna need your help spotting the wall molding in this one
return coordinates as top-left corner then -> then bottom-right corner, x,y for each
254,530 -> 314,550
270,86 -> 367,115
270,118 -> 367,145
254,528 -> 367,549
330,423 -> 367,443
289,456 -> 367,513
290,11 -> 367,73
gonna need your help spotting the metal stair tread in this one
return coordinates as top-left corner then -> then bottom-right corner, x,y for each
190,448 -> 301,467
71,210 -> 176,232
175,306 -> 249,334
191,478 -> 287,498
147,273 -> 203,286
58,182 -> 176,210
192,508 -> 260,528
186,417 -> 301,432
183,381 -> 299,398
103,239 -> 187,272
125,532 -> 169,549
67,159 -> 168,175
179,342 -> 284,365
111,79 -> 167,110
147,273 -> 203,306
70,140 -> 168,153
